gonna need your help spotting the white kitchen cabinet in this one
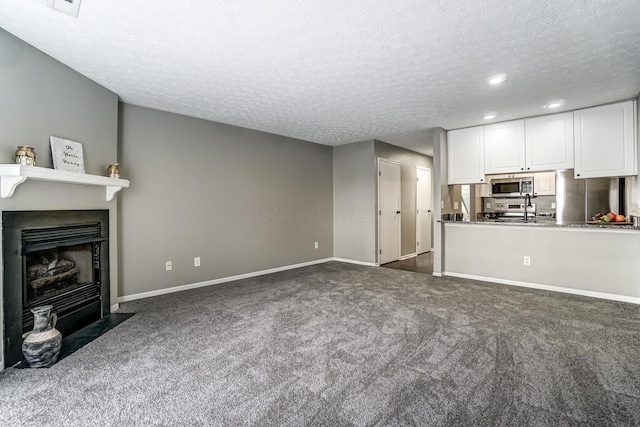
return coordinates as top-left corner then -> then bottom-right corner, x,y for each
533,171 -> 556,196
447,126 -> 486,184
574,101 -> 636,178
484,120 -> 526,174
477,183 -> 492,197
525,112 -> 574,171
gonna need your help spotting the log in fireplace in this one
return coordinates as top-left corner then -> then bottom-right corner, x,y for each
2,210 -> 110,367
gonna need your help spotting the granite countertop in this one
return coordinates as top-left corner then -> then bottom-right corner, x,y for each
440,219 -> 640,230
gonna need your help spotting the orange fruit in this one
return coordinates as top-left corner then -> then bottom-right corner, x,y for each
616,214 -> 625,222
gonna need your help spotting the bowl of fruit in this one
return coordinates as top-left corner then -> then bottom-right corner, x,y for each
592,212 -> 626,223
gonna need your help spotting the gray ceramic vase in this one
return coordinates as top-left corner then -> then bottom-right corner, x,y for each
22,305 -> 62,368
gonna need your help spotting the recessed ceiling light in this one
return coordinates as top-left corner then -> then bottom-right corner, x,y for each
482,113 -> 497,120
544,100 -> 565,109
486,74 -> 508,86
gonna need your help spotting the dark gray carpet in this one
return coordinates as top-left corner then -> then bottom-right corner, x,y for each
1,262 -> 638,426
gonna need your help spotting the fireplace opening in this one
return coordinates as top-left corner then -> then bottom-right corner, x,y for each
3,210 -> 110,368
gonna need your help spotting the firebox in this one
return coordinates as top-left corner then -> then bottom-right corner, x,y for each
3,210 -> 110,367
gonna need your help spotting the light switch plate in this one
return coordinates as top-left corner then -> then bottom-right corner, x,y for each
453,202 -> 459,209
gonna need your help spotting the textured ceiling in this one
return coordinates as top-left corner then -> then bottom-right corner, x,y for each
1,1 -> 639,156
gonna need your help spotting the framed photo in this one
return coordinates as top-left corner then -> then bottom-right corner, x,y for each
50,136 -> 85,173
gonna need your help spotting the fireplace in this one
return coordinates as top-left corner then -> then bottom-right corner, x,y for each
3,210 -> 110,367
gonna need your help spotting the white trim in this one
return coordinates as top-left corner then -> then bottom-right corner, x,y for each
432,272 -> 443,277
400,252 -> 417,260
110,303 -> 120,312
118,258 -> 334,303
443,271 -> 640,304
0,164 -> 129,201
332,257 -> 378,267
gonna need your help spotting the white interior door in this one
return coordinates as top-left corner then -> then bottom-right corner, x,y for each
416,167 -> 432,254
378,159 -> 401,264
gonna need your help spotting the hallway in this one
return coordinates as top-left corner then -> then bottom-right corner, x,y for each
381,251 -> 433,275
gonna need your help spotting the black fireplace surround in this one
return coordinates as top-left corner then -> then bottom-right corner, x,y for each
3,210 -> 110,367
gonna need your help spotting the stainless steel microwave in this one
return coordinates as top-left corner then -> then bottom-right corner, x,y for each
491,177 -> 534,196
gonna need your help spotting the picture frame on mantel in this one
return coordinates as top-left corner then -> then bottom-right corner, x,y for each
50,136 -> 85,173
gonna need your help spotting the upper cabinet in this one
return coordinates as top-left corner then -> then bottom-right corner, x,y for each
447,126 -> 485,184
533,171 -> 556,196
484,113 -> 575,174
484,120 -> 526,174
525,112 -> 574,171
574,101 -> 637,178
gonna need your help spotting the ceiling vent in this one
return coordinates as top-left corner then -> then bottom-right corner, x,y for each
46,0 -> 81,18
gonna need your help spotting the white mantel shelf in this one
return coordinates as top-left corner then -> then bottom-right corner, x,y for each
0,164 -> 130,201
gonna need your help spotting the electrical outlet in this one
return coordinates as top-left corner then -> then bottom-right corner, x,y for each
314,242 -> 318,249
454,202 -> 459,209
441,200 -> 444,209
194,257 -> 200,267
551,202 -> 557,209
486,202 -> 491,209
523,256 -> 531,266
165,261 -> 172,271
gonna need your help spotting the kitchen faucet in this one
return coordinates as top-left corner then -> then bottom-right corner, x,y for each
524,193 -> 532,222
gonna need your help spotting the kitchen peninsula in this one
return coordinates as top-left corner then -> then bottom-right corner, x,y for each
440,220 -> 640,303
437,99 -> 640,304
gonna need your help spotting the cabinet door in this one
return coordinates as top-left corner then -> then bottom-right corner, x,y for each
574,101 -> 636,178
447,127 -> 485,184
525,112 -> 574,172
533,172 -> 556,196
477,183 -> 492,197
484,120 -> 526,174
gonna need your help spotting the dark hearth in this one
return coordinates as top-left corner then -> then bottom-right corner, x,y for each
3,210 -> 110,368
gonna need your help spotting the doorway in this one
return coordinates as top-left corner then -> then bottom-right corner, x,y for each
378,158 -> 401,265
416,166 -> 432,254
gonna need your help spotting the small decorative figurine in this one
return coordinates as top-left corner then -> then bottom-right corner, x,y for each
106,163 -> 120,178
14,146 -> 36,166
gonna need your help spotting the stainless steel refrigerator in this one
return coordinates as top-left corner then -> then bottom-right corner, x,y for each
555,170 -> 620,224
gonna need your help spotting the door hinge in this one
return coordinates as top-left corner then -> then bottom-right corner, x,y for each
379,249 -> 382,254
379,171 -> 382,176
417,241 -> 420,246
379,210 -> 382,215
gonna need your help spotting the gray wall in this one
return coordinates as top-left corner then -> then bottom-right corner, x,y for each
333,140 -> 376,263
443,223 -> 640,299
432,128 -> 447,275
118,104 -> 333,297
374,140 -> 433,257
0,29 -> 119,369
332,139 -> 433,264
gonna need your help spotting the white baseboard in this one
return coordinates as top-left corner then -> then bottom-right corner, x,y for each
110,303 -> 120,312
443,271 -> 640,305
400,253 -> 417,260
118,258 -> 334,303
432,272 -> 443,277
331,257 -> 378,267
